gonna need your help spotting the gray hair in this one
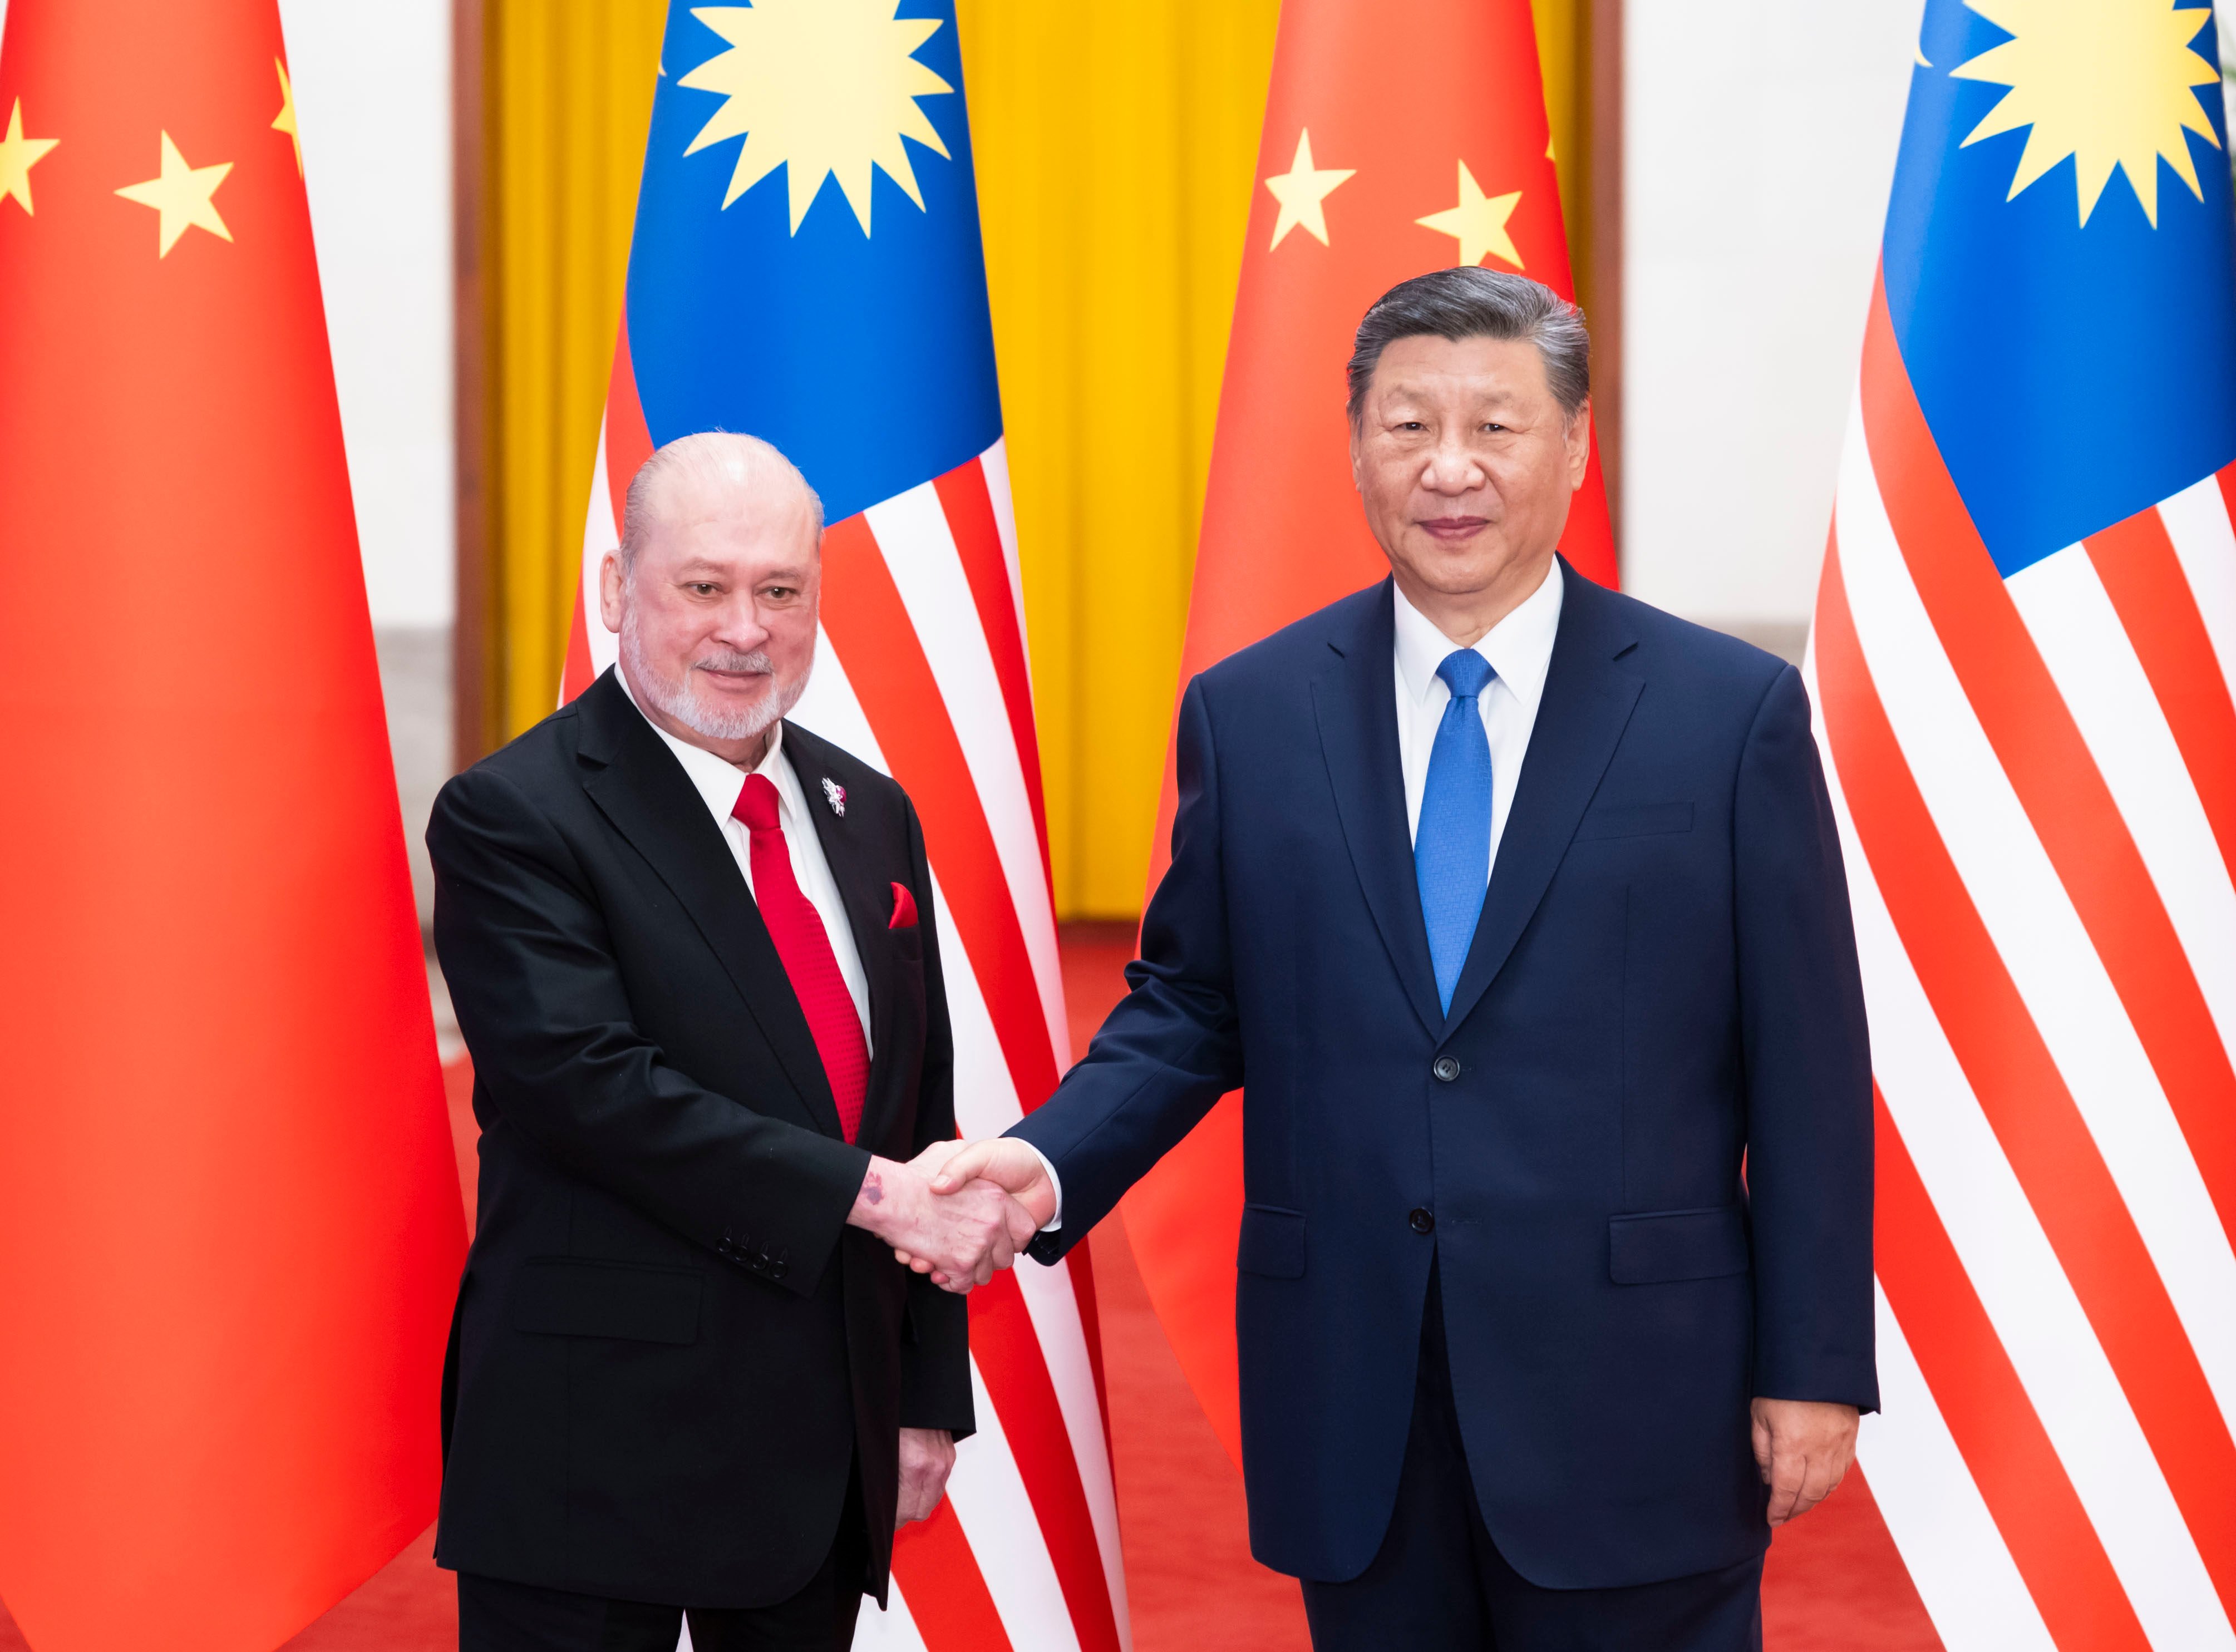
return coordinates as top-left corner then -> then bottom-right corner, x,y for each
618,430 -> 825,570
1346,268 -> 1589,424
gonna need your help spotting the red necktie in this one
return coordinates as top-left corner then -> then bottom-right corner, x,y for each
732,773 -> 869,1141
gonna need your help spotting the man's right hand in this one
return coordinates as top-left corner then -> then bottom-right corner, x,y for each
878,1138 -> 1059,1288
927,1138 -> 1059,1227
845,1156 -> 1018,1289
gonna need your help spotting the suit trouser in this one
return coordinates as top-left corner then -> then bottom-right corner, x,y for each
1299,1263 -> 1765,1652
455,1464 -> 869,1652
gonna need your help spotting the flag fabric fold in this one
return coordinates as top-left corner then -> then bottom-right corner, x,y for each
559,6 -> 1126,1649
1807,3 -> 2236,1645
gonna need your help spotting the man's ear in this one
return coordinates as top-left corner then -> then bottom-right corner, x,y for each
1565,399 -> 1594,491
598,551 -> 626,635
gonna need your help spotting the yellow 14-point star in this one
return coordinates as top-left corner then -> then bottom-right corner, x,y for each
0,99 -> 60,217
1953,0 -> 2220,227
679,0 -> 954,236
1264,127 -> 1355,250
115,131 -> 234,257
273,57 -> 303,176
1416,160 -> 1523,270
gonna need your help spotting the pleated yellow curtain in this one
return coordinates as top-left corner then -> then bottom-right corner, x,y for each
471,0 -> 1593,918
958,0 -> 1282,916
1532,0 -> 1596,300
477,0 -> 667,747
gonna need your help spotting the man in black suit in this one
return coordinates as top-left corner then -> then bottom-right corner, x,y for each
428,432 -> 1027,1651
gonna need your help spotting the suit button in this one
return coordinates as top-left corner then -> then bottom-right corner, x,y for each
1409,1208 -> 1435,1235
1432,1056 -> 1461,1083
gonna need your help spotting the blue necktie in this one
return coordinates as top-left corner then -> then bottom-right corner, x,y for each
1416,649 -> 1495,1014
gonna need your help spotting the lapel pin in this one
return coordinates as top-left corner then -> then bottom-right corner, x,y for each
821,777 -> 846,817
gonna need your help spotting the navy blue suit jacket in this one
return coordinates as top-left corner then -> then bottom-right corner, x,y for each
1011,565 -> 1877,1590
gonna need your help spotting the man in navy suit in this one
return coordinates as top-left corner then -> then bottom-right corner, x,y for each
923,268 -> 1877,1648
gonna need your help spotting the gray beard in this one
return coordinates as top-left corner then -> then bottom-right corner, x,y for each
619,611 -> 809,744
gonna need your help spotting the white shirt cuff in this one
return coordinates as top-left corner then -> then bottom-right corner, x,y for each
1021,1141 -> 1065,1232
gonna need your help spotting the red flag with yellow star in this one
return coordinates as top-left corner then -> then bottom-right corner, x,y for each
1119,0 -> 1616,1468
0,3 -> 466,1648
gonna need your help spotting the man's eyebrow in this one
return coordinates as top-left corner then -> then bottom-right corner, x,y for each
670,562 -> 814,583
1376,381 -> 1526,407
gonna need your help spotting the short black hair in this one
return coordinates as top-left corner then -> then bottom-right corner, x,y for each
1346,267 -> 1589,424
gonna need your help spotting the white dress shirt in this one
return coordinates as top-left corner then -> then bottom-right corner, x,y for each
1393,556 -> 1565,879
1036,560 -> 1568,1230
617,667 -> 873,1054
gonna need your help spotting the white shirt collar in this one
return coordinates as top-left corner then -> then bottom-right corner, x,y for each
1391,556 -> 1564,717
614,663 -> 792,826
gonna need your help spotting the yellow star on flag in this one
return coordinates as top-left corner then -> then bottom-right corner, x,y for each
1953,0 -> 2222,227
0,99 -> 61,217
1264,127 -> 1355,250
115,131 -> 234,257
273,57 -> 303,176
1416,159 -> 1523,269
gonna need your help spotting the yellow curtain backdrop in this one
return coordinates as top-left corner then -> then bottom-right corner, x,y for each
474,0 -> 1591,918
477,0 -> 668,747
1533,0 -> 1595,308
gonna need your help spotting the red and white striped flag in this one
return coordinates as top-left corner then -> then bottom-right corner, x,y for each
557,6 -> 1127,1648
1807,4 -> 2236,1644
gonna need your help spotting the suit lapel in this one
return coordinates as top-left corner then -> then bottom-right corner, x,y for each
786,724 -> 906,1151
572,672 -> 844,1138
1312,581 -> 1444,1040
1441,561 -> 1642,1034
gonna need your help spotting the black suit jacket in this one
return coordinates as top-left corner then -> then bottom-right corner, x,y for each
427,668 -> 970,1609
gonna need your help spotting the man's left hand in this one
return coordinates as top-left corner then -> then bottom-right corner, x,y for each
897,1427 -> 956,1528
1751,1398 -> 1859,1526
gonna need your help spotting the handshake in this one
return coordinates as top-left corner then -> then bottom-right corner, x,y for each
848,1137 -> 1058,1293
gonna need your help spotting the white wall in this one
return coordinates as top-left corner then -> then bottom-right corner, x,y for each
1623,0 -> 1921,632
279,0 -> 455,629
277,1 -> 458,925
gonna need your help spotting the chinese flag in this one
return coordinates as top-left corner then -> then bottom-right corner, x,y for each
0,3 -> 466,1649
1120,0 -> 1614,1466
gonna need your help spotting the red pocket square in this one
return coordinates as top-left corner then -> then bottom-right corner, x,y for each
889,881 -> 919,930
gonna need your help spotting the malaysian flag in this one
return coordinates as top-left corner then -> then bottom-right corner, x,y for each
1806,2 -> 2236,1645
555,6 -> 1127,1649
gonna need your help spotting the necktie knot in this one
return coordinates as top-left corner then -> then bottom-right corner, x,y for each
1437,648 -> 1494,701
732,772 -> 781,832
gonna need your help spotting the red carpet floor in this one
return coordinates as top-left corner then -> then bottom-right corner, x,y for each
0,926 -> 1945,1650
